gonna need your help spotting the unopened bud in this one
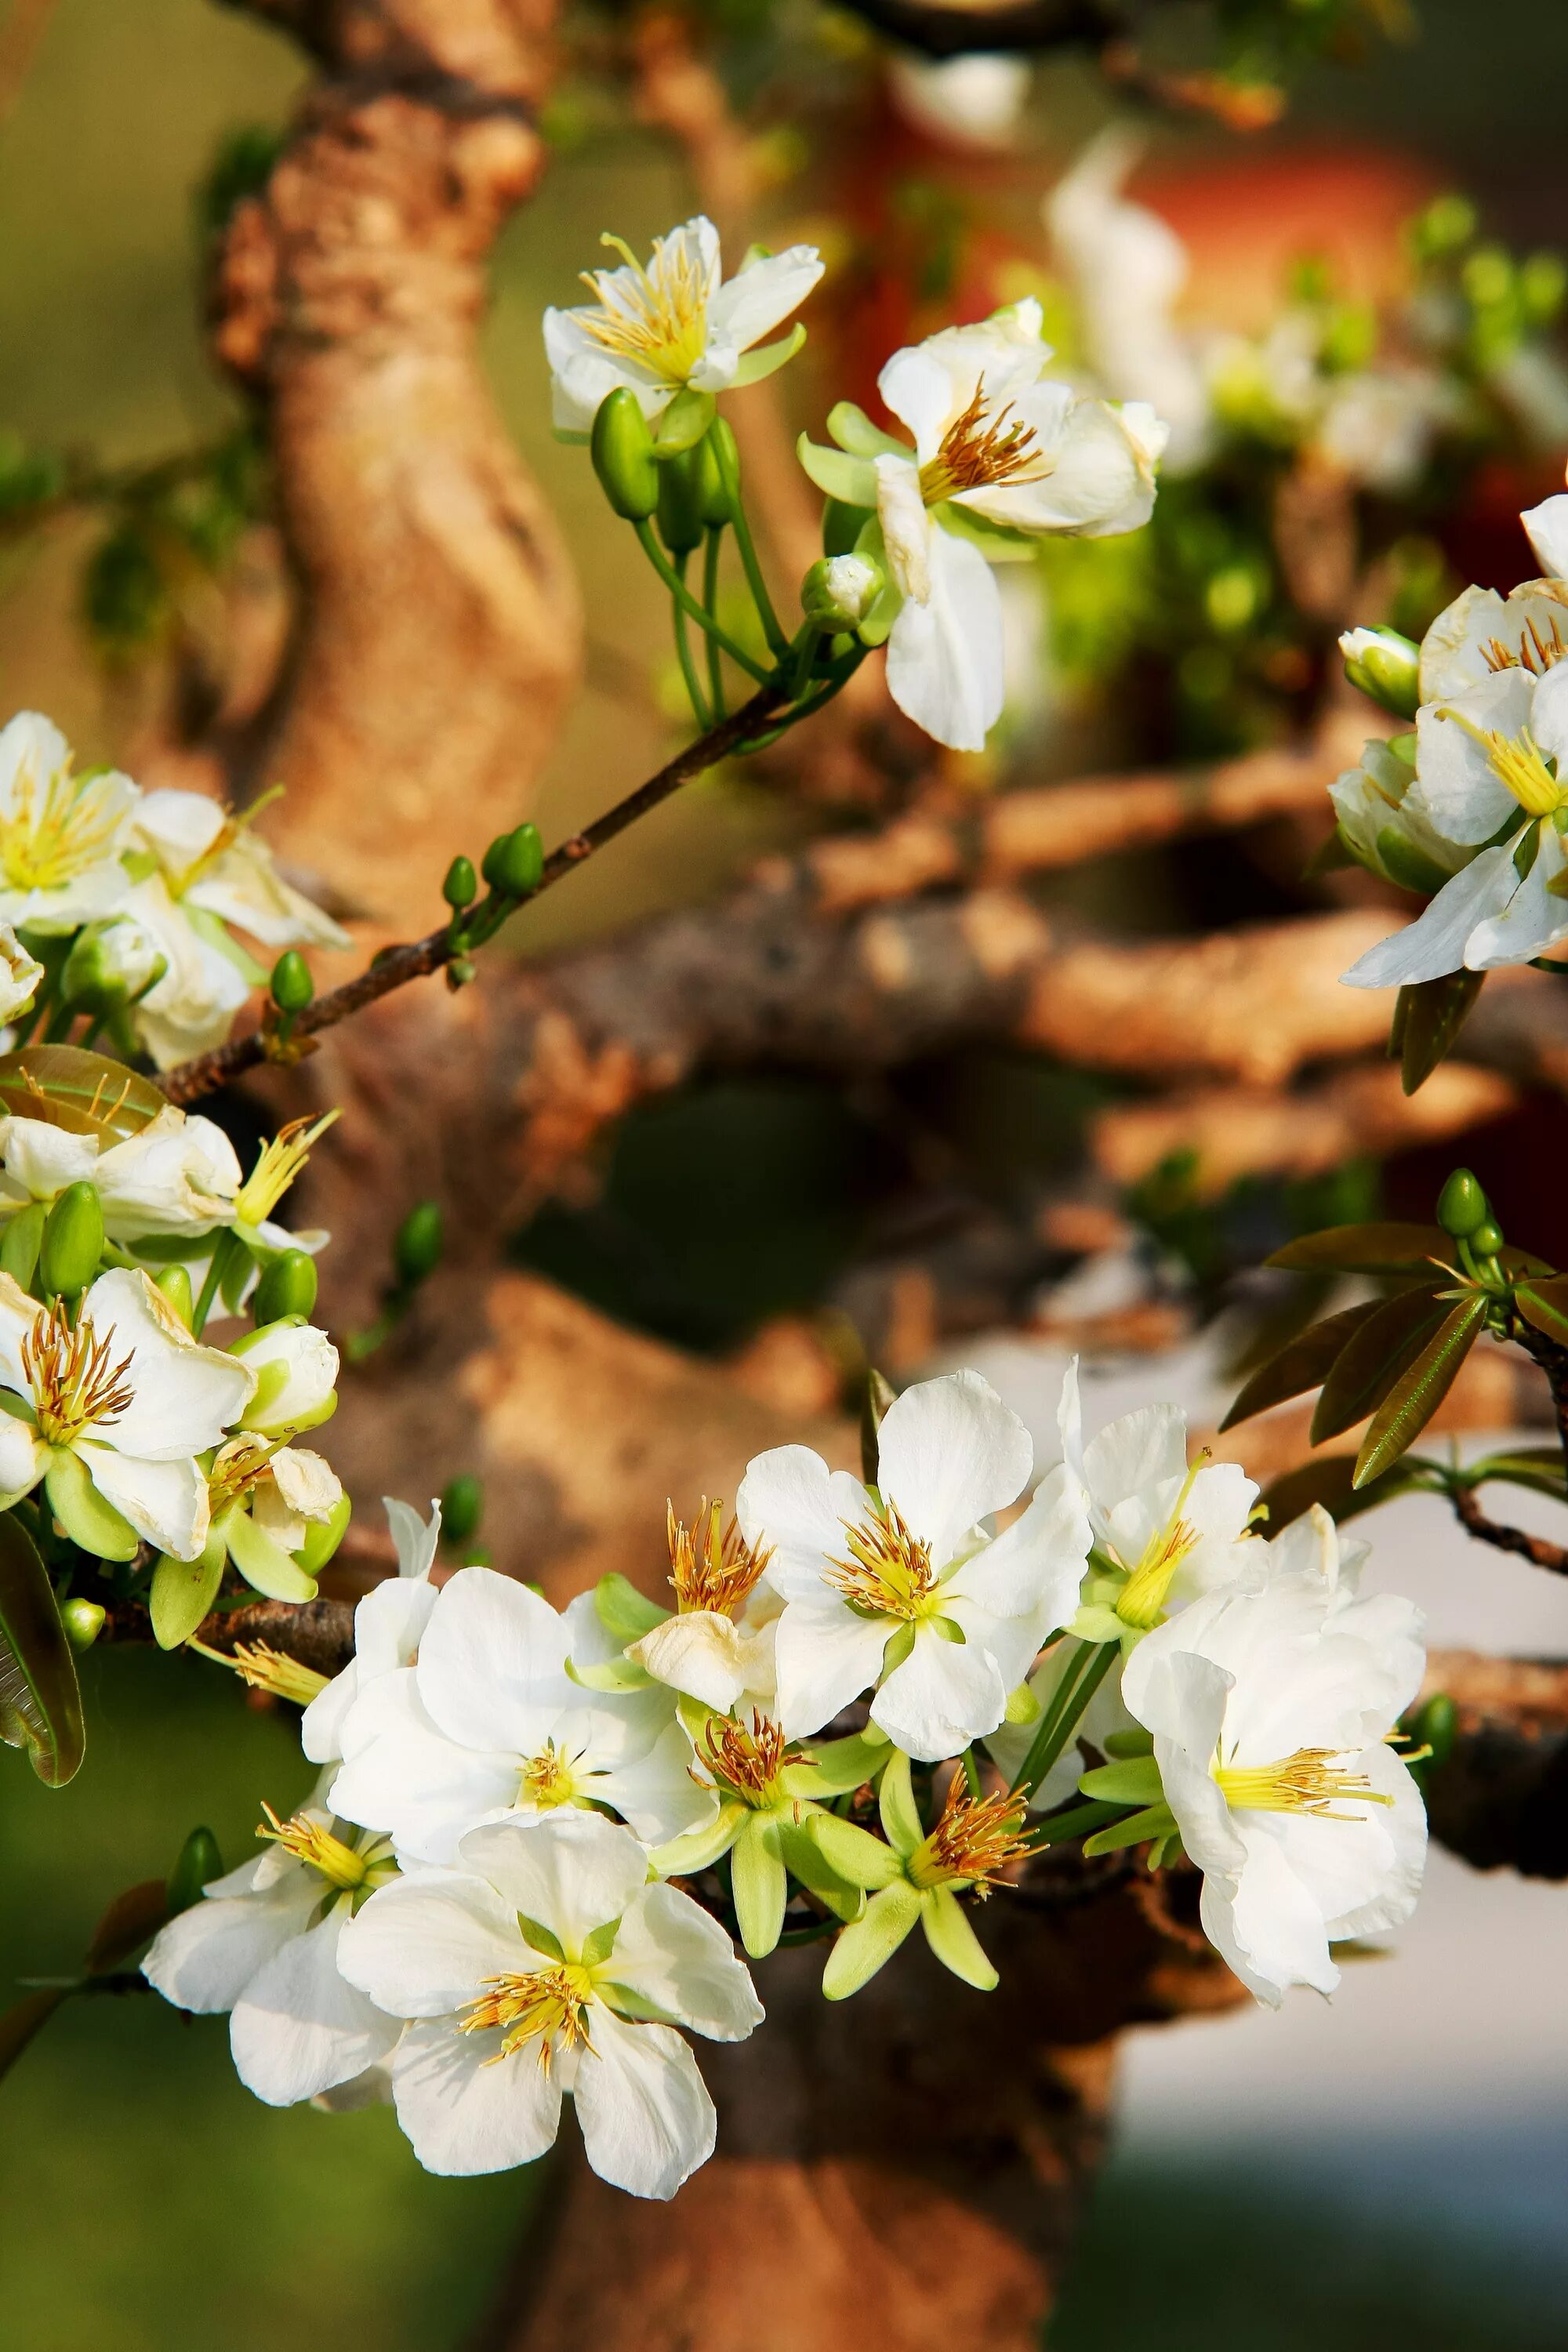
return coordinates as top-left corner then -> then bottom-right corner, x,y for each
591,387 -> 659,521
1470,1217 -> 1504,1258
61,920 -> 162,1013
802,554 -> 883,631
60,1597 -> 105,1652
394,1200 -> 443,1289
270,950 -> 314,1014
1437,1167 -> 1488,1240
690,433 -> 728,529
155,1265 -> 194,1329
656,446 -> 706,556
295,1488 -> 351,1574
39,1181 -> 103,1300
443,855 -> 477,910
253,1248 -> 318,1326
485,823 -> 543,900
165,1824 -> 223,1917
441,1472 -> 484,1548
1340,626 -> 1421,721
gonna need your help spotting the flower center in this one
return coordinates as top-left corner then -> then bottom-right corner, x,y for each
909,1781 -> 1030,1893
258,1803 -> 392,1892
1214,1747 -> 1394,1820
702,1709 -> 786,1806
579,232 -> 710,383
1483,610 -> 1568,678
1114,1454 -> 1210,1632
1440,707 -> 1567,819
519,1740 -> 581,1809
460,1965 -> 595,2068
827,1498 -> 939,1621
208,1433 -> 279,1515
234,1110 -> 338,1227
0,761 -> 123,892
193,1637 -> 327,1706
23,1301 -> 135,1447
668,1496 -> 770,1615
918,380 -> 1046,507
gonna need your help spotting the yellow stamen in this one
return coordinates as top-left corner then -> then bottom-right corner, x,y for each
578,230 -> 710,383
702,1709 -> 786,1806
257,1802 -> 379,1890
460,1965 -> 595,2070
520,1740 -> 579,1809
919,379 -> 1047,507
826,1498 -> 938,1621
0,757 -> 125,893
23,1301 -> 134,1447
909,1779 -> 1029,1894
1116,1453 -> 1210,1632
1439,706 -> 1566,819
1214,1747 -> 1394,1820
234,1111 -> 339,1227
1482,609 -> 1568,677
189,1637 -> 328,1706
666,1497 -> 770,1616
207,1433 -> 282,1515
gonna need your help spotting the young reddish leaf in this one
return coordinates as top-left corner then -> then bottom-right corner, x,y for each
1267,1223 -> 1449,1276
1310,1287 -> 1449,1445
1396,969 -> 1486,1095
1354,1293 -> 1489,1487
1220,1301 -> 1382,1432
0,1045 -> 165,1144
1258,1454 -> 1421,1530
0,1511 -> 85,1788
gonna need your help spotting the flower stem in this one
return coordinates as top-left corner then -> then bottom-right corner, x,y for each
1023,1798 -> 1129,1853
633,521 -> 770,682
191,1230 -> 238,1337
671,552 -> 712,729
713,431 -> 789,657
1010,1639 -> 1119,1803
702,524 -> 727,719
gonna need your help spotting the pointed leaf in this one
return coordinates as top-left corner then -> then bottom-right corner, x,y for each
1221,1300 -> 1384,1431
822,1881 -> 922,2001
1268,1222 -> 1449,1275
731,1811 -> 788,1959
1355,1293 -> 1489,1487
789,1730 -> 887,1797
1258,1454 -> 1423,1530
1396,968 -> 1486,1095
1516,1278 -> 1568,1346
919,1886 -> 996,1991
0,1047 -> 165,1144
648,1799 -> 746,1879
728,323 -> 806,387
150,1539 -> 225,1651
1081,1801 -> 1177,1858
1310,1285 -> 1449,1444
826,401 -> 906,458
0,1509 -> 84,1787
797,434 -> 877,506
1078,1756 -> 1164,1807
223,1507 -> 318,1602
84,1879 -> 169,1973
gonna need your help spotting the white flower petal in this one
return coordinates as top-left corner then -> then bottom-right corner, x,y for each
230,1904 -> 401,2107
328,1700 -> 519,1865
1081,1404 -> 1189,1524
142,1874 -> 318,2013
459,1813 -> 651,1955
390,2016 -> 562,2176
772,1595 -> 890,1739
337,1873 -> 522,2016
705,244 -> 822,354
590,1719 -> 718,1846
1340,842 -> 1523,989
79,1444 -> 206,1559
875,1369 -> 1033,1565
385,1494 -> 441,1580
1415,672 -> 1536,844
573,2009 -> 716,2201
739,1446 -> 868,1601
1521,493 -> 1568,583
415,1566 -> 573,1754
603,1882 -> 764,2042
870,1622 -> 1006,1760
1465,826 -> 1568,968
884,524 -> 1005,753
81,1268 -> 254,1458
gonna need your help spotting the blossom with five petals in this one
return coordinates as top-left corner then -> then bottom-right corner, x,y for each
0,711 -> 138,934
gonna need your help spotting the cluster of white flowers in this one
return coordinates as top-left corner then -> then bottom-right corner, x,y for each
0,713 -> 347,1068
1334,489 -> 1568,985
144,1368 -> 1428,2198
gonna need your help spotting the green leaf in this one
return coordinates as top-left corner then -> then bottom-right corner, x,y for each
918,1886 -> 996,1991
44,1450 -> 139,1562
1355,1292 -> 1490,1486
800,1809 -> 904,1892
0,1987 -> 66,2082
1515,1277 -> 1568,1345
877,1746 -> 924,1857
0,1046 -> 165,1144
593,1573 -> 669,1645
149,1536 -> 225,1650
731,1811 -> 788,1959
223,1506 -> 318,1602
1310,1285 -> 1449,1445
1267,1221 -> 1449,1275
0,1510 -> 83,1788
1456,1446 -> 1567,1499
83,1878 -> 169,1973
1220,1299 -> 1383,1431
1081,1801 -> 1177,1858
822,1881 -> 922,2000
1392,969 -> 1486,1094
1258,1453 -> 1424,1530
796,434 -> 877,507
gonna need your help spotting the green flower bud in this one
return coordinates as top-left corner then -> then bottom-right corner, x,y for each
690,433 -> 728,529
656,447 -> 705,556
487,823 -> 544,899
441,1472 -> 484,1548
591,387 -> 659,521
1469,1218 -> 1504,1258
394,1199 -> 443,1288
295,1488 -> 351,1574
802,553 -> 884,631
155,1265 -> 194,1329
443,855 -> 477,910
165,1825 -> 223,1918
270,950 -> 314,1014
1339,626 -> 1421,721
1,1200 -> 45,1291
252,1248 -> 319,1327
60,1597 -> 105,1651
1436,1167 -> 1488,1240
39,1181 -> 103,1300
61,920 -> 162,1013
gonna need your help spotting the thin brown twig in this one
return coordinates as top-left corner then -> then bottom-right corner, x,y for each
157,679 -> 786,1106
1452,1486 -> 1568,1577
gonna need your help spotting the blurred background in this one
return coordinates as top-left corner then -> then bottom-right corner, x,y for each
2,0 -> 1567,2342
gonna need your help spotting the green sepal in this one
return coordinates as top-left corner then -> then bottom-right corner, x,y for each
777,1819 -> 865,1922
877,1746 -> 924,1856
1101,1727 -> 1155,1760
44,1450 -> 137,1562
800,1808 -> 904,1892
565,1652 -> 653,1693
516,1912 -> 568,1963
295,1490 -> 351,1574
729,324 -> 806,387
797,434 -> 877,507
0,1508 -> 84,1787
0,1202 -> 45,1291
792,1730 -> 887,1795
931,500 -> 1036,564
652,387 -> 716,453
165,1826 -> 222,1915
1078,1755 -> 1164,1806
648,1799 -> 746,1878
731,1810 -> 788,1958
593,1573 -> 669,1644
851,516 -> 900,646
223,1505 -> 318,1601
1081,1801 -> 1177,1857
1004,1680 -> 1040,1726
149,1533 -> 226,1650
919,1885 -> 996,1991
821,1880 -> 922,2000
1354,1291 -> 1489,1486
579,1917 -> 620,1968
826,401 -> 906,458
1374,829 -> 1454,896
597,1980 -> 683,2025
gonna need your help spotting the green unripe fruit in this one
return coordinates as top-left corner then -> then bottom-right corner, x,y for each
441,1472 -> 485,1548
443,855 -> 477,910
656,448 -> 706,556
155,1265 -> 194,1329
1470,1218 -> 1504,1259
39,1181 -> 103,1300
166,1825 -> 223,1918
60,1597 -> 105,1652
253,1248 -> 318,1327
489,823 -> 544,899
270,950 -> 314,1014
295,1488 -> 351,1573
1,1200 -> 45,1290
591,387 -> 659,521
1436,1167 -> 1488,1240
394,1199 -> 443,1288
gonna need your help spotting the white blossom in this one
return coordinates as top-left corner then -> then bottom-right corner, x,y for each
337,1811 -> 763,2194
736,1370 -> 1091,1761
303,1497 -> 444,1768
0,712 -> 138,933
0,1106 -> 242,1243
545,216 -> 822,437
0,921 -> 42,1025
1120,1506 -> 1428,2005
